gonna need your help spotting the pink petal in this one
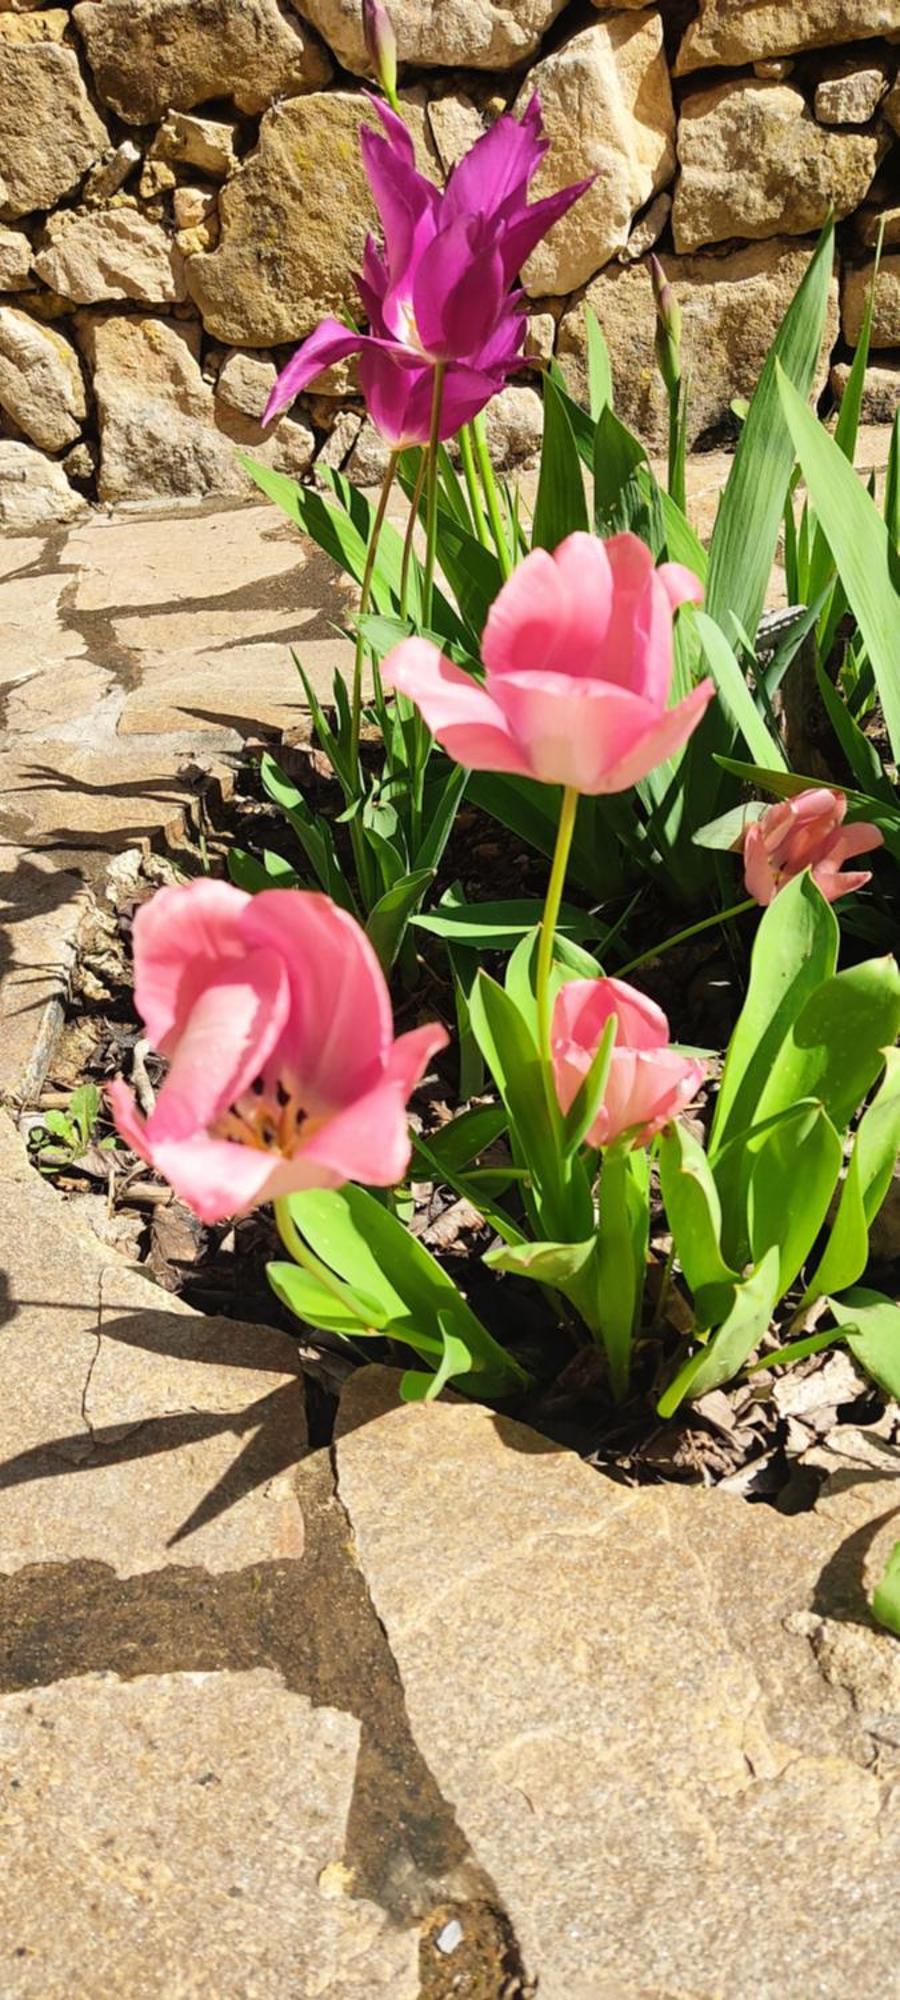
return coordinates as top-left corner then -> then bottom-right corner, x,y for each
592,679 -> 715,794
132,880 -> 249,1052
383,1021 -> 449,1095
492,672 -> 661,792
743,822 -> 776,905
296,1024 -> 445,1187
141,1132 -> 325,1226
601,537 -> 672,704
826,821 -> 883,864
552,976 -> 669,1063
657,561 -> 704,612
107,1078 -> 153,1166
812,865 -> 874,905
244,891 -> 392,1109
382,639 -> 532,776
482,546 -> 569,678
146,954 -> 290,1143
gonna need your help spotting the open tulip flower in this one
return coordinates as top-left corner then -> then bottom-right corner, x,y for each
108,880 -> 447,1225
552,978 -> 706,1150
263,93 -> 589,446
743,788 -> 883,907
382,532 -> 712,793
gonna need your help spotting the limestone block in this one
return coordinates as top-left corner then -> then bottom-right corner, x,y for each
34,210 -> 187,307
673,80 -> 883,254
295,0 -> 569,73
72,0 -> 332,124
0,306 -> 86,451
0,45 -> 108,218
677,2 -> 900,74
0,438 -> 84,528
843,255 -> 900,346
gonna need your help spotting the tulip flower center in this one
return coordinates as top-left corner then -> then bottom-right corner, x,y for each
393,295 -> 430,360
212,1078 -> 325,1158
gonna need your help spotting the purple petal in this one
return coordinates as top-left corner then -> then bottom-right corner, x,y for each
359,125 -> 438,283
412,217 -> 506,362
443,109 -> 548,227
263,320 -> 363,424
498,176 -> 594,287
363,90 -> 417,170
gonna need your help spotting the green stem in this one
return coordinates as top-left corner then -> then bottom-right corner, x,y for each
459,423 -> 491,547
422,362 -> 446,631
274,1197 -> 374,1326
349,449 -> 399,776
399,449 -> 427,621
536,786 -> 579,1082
616,898 -> 755,982
667,377 -> 686,517
472,411 -> 512,580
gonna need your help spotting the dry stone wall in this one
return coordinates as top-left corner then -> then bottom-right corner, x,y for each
0,0 -> 898,525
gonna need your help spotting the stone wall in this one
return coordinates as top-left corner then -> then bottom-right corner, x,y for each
1,0 -> 898,526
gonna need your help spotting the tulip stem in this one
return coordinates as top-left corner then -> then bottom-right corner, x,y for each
350,449 -> 400,778
472,411 -> 512,581
399,450 -> 427,620
274,1197 -> 375,1327
422,363 -> 446,631
536,786 -> 579,1089
615,898 -> 756,980
459,424 -> 491,549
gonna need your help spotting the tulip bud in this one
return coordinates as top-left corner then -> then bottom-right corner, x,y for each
649,253 -> 681,400
363,0 -> 399,110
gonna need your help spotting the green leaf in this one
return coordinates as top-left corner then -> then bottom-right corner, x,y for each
266,1262 -> 385,1336
227,847 -> 300,893
410,1102 -> 507,1180
469,972 -> 592,1240
413,897 -> 600,949
872,1542 -> 900,1637
657,1248 -> 781,1416
706,223 -> 835,647
805,1049 -> 900,1300
593,404 -> 650,539
532,371 -> 589,551
829,1288 -> 900,1400
777,362 -> 900,762
693,609 -> 787,772
711,873 -> 838,1156
285,1185 -> 529,1396
747,1101 -> 843,1296
365,866 -> 434,970
561,1011 -> 617,1157
484,1238 -> 596,1284
585,306 -> 613,420
692,801 -> 767,852
658,1123 -> 738,1330
755,953 -> 900,1136
259,754 -> 357,911
399,1319 -> 479,1404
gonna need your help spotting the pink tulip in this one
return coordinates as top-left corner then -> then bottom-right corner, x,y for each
382,532 -> 712,793
743,788 -> 883,906
108,881 -> 447,1225
263,93 -> 589,446
551,978 -> 706,1150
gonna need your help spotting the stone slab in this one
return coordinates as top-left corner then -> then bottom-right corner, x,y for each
0,1111 -> 306,1574
0,1669 -> 419,1998
337,1368 -> 900,2000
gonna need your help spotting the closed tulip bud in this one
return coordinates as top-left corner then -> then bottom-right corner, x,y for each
649,253 -> 681,399
363,0 -> 399,109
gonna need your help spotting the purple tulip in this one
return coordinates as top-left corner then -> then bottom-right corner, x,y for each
263,94 -> 590,448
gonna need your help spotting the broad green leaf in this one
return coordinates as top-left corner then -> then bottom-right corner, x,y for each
747,1101 -> 843,1296
400,1318 -> 478,1404
532,371 -> 589,551
693,609 -> 787,772
706,223 -> 835,647
365,866 -> 434,970
266,1262 -> 386,1336
756,954 -> 900,1136
692,801 -> 766,852
829,1288 -> 900,1400
711,873 -> 838,1155
259,754 -> 357,912
469,971 -> 593,1240
286,1185 -> 528,1396
413,898 -> 600,948
805,1049 -> 900,1300
227,847 -> 300,893
872,1542 -> 900,1637
484,1238 -> 596,1284
657,1247 -> 781,1416
658,1123 -> 738,1330
593,405 -> 650,540
777,363 -> 900,761
411,1103 -> 507,1179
